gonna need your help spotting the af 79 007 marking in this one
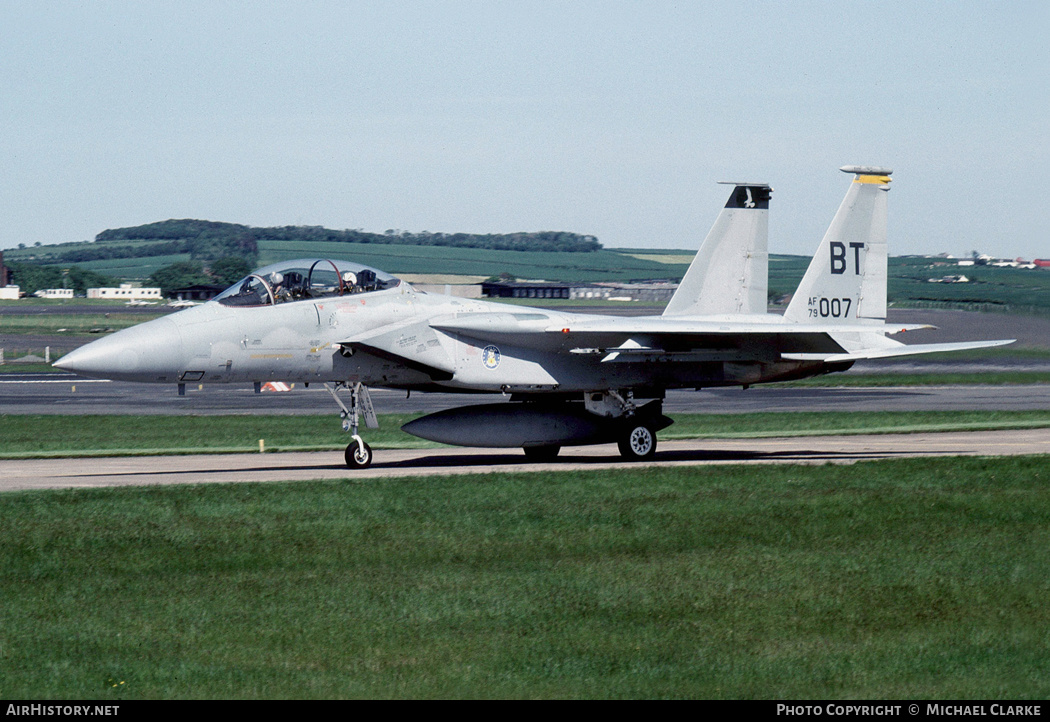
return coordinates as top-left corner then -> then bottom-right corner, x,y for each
808,297 -> 852,318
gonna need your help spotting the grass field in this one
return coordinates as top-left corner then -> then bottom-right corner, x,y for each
1,455 -> 1048,698
0,298 -> 141,308
2,410 -> 1050,458
0,312 -> 166,335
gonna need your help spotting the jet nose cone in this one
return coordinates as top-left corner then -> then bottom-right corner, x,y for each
54,317 -> 185,381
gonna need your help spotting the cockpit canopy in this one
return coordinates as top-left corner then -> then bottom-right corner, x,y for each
214,259 -> 400,307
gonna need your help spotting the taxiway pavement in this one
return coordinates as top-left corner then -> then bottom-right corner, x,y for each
4,428 -> 1048,493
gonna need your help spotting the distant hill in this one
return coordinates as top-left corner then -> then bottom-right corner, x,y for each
12,219 -> 603,269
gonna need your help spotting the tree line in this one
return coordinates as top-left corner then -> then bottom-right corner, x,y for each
93,219 -> 602,257
6,219 -> 603,296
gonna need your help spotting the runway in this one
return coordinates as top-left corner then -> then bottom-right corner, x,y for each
3,372 -> 1050,415
4,428 -> 1048,493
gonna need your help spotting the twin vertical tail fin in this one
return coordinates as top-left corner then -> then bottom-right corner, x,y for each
784,166 -> 892,325
662,183 -> 771,317
666,168 -> 890,324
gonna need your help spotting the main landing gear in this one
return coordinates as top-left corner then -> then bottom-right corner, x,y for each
618,422 -> 657,461
585,390 -> 664,462
520,424 -> 655,463
325,382 -> 377,469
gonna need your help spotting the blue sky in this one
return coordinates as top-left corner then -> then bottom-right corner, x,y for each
2,1 -> 1047,259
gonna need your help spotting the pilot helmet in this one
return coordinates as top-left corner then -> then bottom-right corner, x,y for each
269,272 -> 284,286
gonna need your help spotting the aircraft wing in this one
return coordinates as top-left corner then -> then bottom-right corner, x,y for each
429,312 -> 939,362
431,312 -> 930,342
546,317 -> 959,363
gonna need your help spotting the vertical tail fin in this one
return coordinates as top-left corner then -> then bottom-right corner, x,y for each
663,183 -> 770,316
784,166 -> 891,325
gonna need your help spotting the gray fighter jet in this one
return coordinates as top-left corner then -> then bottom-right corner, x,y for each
55,166 -> 1012,468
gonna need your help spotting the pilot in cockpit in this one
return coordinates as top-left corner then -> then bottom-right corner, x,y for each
342,271 -> 357,293
268,272 -> 288,302
270,271 -> 307,302
284,271 -> 305,298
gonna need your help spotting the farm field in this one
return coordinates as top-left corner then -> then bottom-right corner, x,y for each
67,253 -> 194,279
7,253 -> 193,280
889,257 -> 1050,315
256,240 -> 679,283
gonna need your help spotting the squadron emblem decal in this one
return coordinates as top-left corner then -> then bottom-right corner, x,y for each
482,345 -> 501,370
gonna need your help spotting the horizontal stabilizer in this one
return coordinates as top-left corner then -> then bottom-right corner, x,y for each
782,338 -> 1015,363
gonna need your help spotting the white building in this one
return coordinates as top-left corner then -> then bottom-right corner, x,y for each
87,284 -> 163,301
33,288 -> 74,299
0,285 -> 20,300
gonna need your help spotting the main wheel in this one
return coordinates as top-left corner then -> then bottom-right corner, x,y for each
618,424 -> 656,460
523,445 -> 561,462
345,439 -> 373,469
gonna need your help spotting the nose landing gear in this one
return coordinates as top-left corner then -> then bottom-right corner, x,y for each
325,381 -> 378,469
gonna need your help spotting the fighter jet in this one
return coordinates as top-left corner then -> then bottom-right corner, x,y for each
55,166 -> 1013,468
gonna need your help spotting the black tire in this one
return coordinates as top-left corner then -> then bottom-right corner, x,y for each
618,424 -> 656,460
522,445 -> 561,462
345,440 -> 373,469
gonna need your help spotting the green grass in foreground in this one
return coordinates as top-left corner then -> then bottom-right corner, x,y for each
1,456 -> 1048,698
2,410 -> 1050,458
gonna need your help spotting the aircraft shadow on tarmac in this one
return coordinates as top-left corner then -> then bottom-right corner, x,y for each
92,448 -> 913,480
376,447 -> 915,469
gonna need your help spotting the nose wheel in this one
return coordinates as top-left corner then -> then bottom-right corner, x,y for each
345,439 -> 373,469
